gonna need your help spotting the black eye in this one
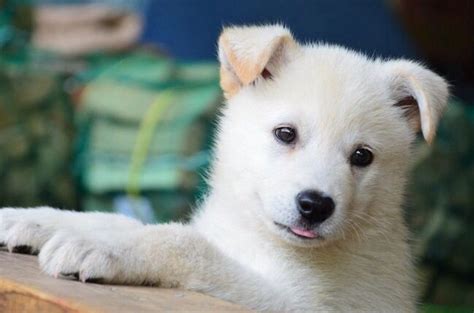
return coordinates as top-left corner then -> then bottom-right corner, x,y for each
350,148 -> 374,167
274,126 -> 297,144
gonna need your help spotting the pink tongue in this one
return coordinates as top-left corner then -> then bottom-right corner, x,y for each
290,227 -> 317,238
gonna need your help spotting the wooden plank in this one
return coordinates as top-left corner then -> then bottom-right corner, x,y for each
0,249 -> 249,313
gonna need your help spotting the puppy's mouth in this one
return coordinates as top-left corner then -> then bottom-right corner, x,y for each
274,222 -> 321,240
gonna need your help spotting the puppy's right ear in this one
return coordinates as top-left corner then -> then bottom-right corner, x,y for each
218,25 -> 296,98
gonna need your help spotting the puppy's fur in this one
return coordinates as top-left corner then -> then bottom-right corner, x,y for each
0,25 -> 449,312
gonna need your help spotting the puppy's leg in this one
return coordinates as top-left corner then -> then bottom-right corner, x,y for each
0,207 -> 142,254
39,223 -> 290,311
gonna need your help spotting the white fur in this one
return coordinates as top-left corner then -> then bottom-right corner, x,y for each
0,25 -> 449,312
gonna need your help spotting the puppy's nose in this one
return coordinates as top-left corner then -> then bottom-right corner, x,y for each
296,190 -> 335,224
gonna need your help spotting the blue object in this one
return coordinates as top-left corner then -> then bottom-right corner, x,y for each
141,0 -> 417,61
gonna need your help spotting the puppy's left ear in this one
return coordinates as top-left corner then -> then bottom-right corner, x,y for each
385,60 -> 449,144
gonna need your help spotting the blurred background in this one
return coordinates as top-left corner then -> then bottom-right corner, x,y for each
0,0 -> 473,311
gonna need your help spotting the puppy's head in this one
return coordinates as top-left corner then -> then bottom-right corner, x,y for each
213,25 -> 449,247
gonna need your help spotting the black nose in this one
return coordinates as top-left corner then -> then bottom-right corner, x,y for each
296,190 -> 335,224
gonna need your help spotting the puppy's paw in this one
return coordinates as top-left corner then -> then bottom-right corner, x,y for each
0,207 -> 142,255
0,207 -> 59,254
39,230 -> 133,284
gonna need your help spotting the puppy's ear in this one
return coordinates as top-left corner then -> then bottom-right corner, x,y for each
218,24 -> 297,98
385,60 -> 449,144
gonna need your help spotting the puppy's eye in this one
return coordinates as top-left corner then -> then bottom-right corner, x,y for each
274,126 -> 297,144
350,148 -> 373,167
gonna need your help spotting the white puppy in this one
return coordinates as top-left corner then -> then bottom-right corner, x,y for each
0,25 -> 448,312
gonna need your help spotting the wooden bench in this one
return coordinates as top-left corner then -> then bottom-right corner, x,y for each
0,249 -> 249,312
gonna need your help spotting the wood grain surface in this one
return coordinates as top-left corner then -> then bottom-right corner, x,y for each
0,249 -> 249,313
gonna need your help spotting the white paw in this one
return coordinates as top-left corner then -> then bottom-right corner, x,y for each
0,207 -> 142,255
0,207 -> 59,254
39,230 -> 132,284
